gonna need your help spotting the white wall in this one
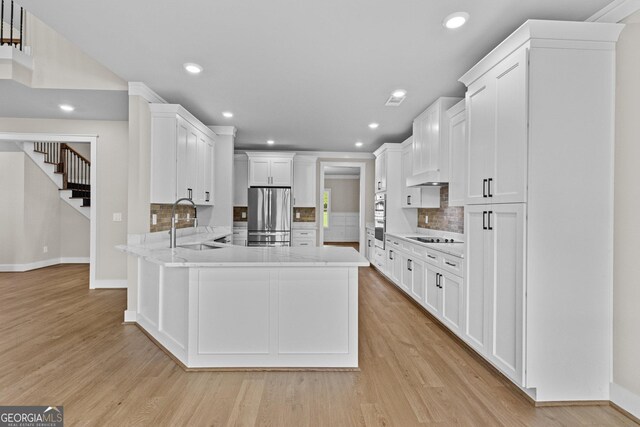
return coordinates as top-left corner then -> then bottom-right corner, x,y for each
612,10 -> 640,416
325,178 -> 360,213
0,118 -> 128,280
0,152 -> 89,268
27,14 -> 127,90
317,158 -> 374,224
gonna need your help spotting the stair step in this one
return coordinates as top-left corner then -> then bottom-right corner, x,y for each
33,150 -> 47,154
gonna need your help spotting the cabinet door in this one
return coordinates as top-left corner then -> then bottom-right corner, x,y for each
186,127 -> 198,200
375,153 -> 386,192
422,263 -> 440,316
270,159 -> 292,186
249,159 -> 270,186
388,248 -> 401,285
401,145 -> 421,208
234,157 -> 248,206
399,253 -> 412,293
423,105 -> 440,174
412,115 -> 424,174
176,118 -> 189,199
204,138 -> 214,205
448,109 -> 466,207
466,80 -> 494,205
440,272 -> 463,334
195,132 -> 207,204
410,258 -> 425,304
491,48 -> 528,204
293,159 -> 316,207
463,205 -> 490,353
487,203 -> 525,385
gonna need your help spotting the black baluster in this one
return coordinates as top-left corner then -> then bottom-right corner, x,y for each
10,0 -> 13,47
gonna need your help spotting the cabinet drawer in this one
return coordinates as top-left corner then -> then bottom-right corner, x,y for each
423,249 -> 441,266
292,238 -> 315,247
440,254 -> 463,276
233,228 -> 248,237
293,229 -> 317,238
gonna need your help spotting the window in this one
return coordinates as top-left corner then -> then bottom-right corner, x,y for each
323,188 -> 331,228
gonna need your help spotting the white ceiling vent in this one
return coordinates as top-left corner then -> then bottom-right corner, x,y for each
385,94 -> 406,107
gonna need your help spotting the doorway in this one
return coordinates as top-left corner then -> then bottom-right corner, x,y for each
318,162 -> 366,254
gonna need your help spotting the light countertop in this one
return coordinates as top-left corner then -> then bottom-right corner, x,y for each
118,230 -> 368,268
384,231 -> 464,258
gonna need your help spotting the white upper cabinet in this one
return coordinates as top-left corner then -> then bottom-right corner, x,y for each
150,104 -> 216,206
293,156 -> 317,207
408,97 -> 461,186
447,100 -> 466,207
374,151 -> 387,192
401,138 -> 421,208
247,152 -> 295,187
465,48 -> 528,205
233,154 -> 248,206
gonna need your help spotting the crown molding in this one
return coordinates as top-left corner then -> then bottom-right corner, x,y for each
128,82 -> 167,104
208,126 -> 237,137
587,0 -> 640,23
234,149 -> 374,159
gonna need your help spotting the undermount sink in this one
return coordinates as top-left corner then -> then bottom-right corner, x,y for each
177,243 -> 223,251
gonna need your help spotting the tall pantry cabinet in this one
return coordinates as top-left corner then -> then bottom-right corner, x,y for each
460,20 -> 622,402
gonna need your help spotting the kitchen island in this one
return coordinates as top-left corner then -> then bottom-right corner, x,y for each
119,231 -> 368,370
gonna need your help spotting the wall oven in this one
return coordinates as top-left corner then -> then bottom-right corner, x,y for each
374,193 -> 386,249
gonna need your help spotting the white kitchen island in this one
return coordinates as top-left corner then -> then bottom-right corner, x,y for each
119,232 -> 368,370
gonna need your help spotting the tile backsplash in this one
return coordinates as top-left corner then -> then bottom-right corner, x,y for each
150,203 -> 197,232
294,207 -> 316,222
417,185 -> 464,233
233,206 -> 316,223
233,206 -> 248,222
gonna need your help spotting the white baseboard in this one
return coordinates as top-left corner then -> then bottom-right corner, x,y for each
611,382 -> 640,420
0,258 -> 61,272
124,310 -> 137,323
60,257 -> 90,264
0,257 -> 90,272
91,279 -> 127,289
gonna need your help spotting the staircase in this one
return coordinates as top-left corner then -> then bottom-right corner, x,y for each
22,141 -> 91,219
1,1 -> 24,51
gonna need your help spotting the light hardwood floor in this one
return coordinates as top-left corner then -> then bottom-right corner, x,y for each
0,264 -> 635,426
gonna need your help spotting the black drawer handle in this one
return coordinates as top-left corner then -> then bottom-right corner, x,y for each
445,261 -> 457,267
427,254 -> 436,260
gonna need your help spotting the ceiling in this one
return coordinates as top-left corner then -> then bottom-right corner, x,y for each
0,80 -> 128,121
19,0 -> 611,152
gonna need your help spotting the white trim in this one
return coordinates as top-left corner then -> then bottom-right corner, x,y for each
611,382 -> 640,420
92,279 -> 127,289
235,149 -> 375,159
60,257 -> 90,264
149,104 -> 216,139
0,258 -> 60,272
124,310 -> 137,322
0,132 -> 99,290
324,175 -> 360,180
208,126 -> 237,137
587,0 -> 640,22
318,161 -> 367,255
128,82 -> 167,104
245,151 -> 296,158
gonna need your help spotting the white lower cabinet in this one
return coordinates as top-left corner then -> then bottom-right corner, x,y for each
232,227 -> 248,246
365,228 -> 375,262
292,229 -> 317,247
387,247 -> 402,286
464,203 -> 525,386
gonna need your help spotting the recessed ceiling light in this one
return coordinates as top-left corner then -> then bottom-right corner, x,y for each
222,112 -> 233,118
267,140 -> 275,145
368,123 -> 379,129
183,63 -> 203,74
355,141 -> 363,147
392,89 -> 406,98
59,104 -> 74,112
443,12 -> 469,29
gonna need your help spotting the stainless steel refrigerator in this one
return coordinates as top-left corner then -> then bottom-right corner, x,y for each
247,187 -> 292,246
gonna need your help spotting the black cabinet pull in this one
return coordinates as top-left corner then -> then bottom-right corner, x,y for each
389,250 -> 393,260
378,181 -> 381,190
205,191 -> 210,202
445,261 -> 457,267
483,179 -> 487,197
488,178 -> 493,197
483,211 -> 488,230
368,240 -> 371,248
187,188 -> 193,200
407,195 -> 411,205
488,211 -> 493,230
427,254 -> 436,260
407,259 -> 412,272
436,273 -> 440,288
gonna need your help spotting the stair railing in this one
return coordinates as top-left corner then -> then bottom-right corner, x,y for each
0,0 -> 24,51
33,142 -> 90,190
